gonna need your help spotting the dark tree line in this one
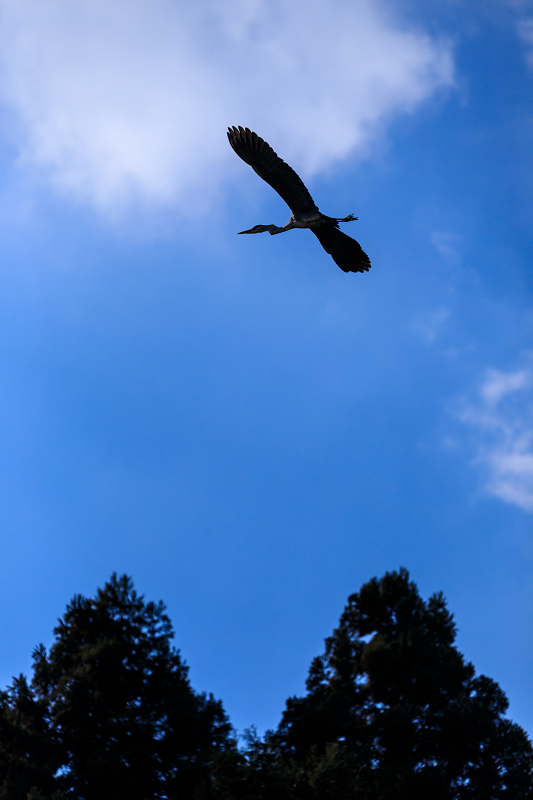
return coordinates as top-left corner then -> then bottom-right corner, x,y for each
1,570 -> 532,799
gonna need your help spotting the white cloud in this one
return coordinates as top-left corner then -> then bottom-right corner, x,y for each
0,0 -> 453,211
480,368 -> 530,406
458,366 -> 533,513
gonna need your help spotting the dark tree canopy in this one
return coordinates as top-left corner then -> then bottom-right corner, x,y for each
266,568 -> 533,799
0,574 -> 231,800
1,569 -> 531,800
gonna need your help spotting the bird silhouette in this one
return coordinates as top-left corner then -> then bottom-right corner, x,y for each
228,126 -> 371,274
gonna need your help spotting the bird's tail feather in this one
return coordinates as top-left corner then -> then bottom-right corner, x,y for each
312,225 -> 371,273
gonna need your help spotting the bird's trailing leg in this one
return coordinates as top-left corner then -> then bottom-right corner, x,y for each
334,213 -> 358,223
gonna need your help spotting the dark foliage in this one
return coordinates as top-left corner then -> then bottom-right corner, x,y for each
261,568 -> 533,800
0,676 -> 62,800
1,574 -> 231,799
1,569 -> 532,800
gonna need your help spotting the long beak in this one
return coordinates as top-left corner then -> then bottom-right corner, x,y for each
238,227 -> 256,234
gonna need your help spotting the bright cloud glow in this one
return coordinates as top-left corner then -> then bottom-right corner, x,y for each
458,367 -> 533,513
0,0 -> 453,210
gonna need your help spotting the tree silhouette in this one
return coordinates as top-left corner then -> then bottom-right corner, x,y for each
267,568 -> 533,799
1,569 -> 532,800
1,574 -> 231,800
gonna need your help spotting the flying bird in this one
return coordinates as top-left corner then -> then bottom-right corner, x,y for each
228,126 -> 371,274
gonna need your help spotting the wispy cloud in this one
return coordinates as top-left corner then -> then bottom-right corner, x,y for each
431,231 -> 462,267
0,0 -> 453,211
458,366 -> 533,513
518,18 -> 533,68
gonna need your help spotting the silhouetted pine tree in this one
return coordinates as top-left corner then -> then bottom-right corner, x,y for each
265,568 -> 533,799
1,573 -> 231,800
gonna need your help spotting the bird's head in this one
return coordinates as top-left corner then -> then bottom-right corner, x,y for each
238,224 -> 277,234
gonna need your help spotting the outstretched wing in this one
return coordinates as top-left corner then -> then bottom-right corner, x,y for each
312,225 -> 371,274
228,126 -> 317,216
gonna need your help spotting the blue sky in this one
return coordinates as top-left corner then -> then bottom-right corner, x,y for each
0,0 -> 532,738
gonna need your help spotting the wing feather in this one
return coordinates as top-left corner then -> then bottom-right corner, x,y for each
311,225 -> 371,274
228,126 -> 317,216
